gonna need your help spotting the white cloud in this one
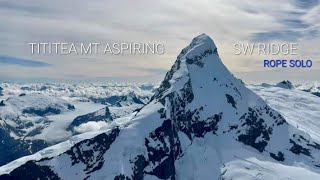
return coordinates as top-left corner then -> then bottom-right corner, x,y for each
73,121 -> 109,134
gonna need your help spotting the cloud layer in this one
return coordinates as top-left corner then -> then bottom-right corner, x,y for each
0,0 -> 319,82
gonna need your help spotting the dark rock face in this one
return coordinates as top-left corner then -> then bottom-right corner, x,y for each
0,87 -> 3,96
0,127 -> 120,180
290,139 -> 311,156
310,92 -> 320,97
237,108 -> 271,152
22,105 -> 75,116
139,119 -> 182,179
1,161 -> 60,180
276,80 -> 294,89
65,127 -> 120,175
20,87 -> 33,91
0,100 -> 5,106
116,93 -> 145,107
114,174 -> 131,180
186,49 -> 214,67
288,134 -> 320,159
0,120 -> 48,166
225,94 -> 236,109
19,93 -> 26,97
90,93 -> 144,107
236,107 -> 286,153
90,96 -> 120,105
131,155 -> 148,180
270,152 -> 285,161
22,107 -> 61,116
301,88 -> 320,97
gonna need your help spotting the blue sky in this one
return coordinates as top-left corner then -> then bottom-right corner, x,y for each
0,0 -> 319,83
0,56 -> 50,67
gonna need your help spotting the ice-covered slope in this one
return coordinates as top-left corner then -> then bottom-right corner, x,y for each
1,34 -> 320,180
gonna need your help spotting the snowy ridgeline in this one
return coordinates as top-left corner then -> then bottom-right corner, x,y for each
0,35 -> 320,179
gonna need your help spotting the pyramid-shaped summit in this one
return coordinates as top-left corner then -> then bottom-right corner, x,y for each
154,33 -> 236,99
2,34 -> 320,180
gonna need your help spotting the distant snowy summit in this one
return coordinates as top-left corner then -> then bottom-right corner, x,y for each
261,80 -> 320,98
276,80 -> 294,89
260,80 -> 294,89
297,83 -> 320,97
0,86 -> 3,96
2,34 -> 320,180
89,92 -> 145,106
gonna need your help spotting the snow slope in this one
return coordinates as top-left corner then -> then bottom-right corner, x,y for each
250,85 -> 320,143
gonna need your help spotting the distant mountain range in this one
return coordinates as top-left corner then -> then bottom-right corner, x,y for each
0,93 -> 74,166
0,91 -> 147,167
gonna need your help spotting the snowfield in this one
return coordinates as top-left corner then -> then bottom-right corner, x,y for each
250,85 -> 320,141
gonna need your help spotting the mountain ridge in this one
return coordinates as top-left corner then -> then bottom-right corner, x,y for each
1,34 -> 320,180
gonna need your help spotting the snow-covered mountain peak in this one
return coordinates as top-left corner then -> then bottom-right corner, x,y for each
276,80 -> 294,89
154,33 -> 249,123
186,33 -> 217,53
2,35 -> 320,180
155,34 -> 235,98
